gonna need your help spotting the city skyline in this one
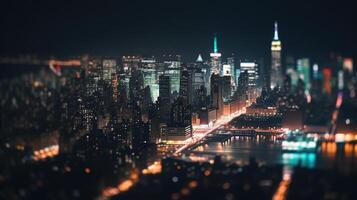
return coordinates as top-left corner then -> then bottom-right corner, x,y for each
1,1 -> 357,200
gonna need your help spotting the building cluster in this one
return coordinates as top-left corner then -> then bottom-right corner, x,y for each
1,22 -> 356,151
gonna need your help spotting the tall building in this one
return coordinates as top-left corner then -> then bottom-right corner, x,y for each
179,69 -> 190,106
240,61 -> 260,104
198,55 -> 211,95
240,62 -> 259,88
211,74 -> 223,117
163,55 -> 181,96
141,58 -> 159,102
270,21 -> 282,90
222,75 -> 231,102
129,69 -> 144,109
210,35 -> 222,75
227,56 -> 237,92
297,58 -> 311,92
285,56 -> 298,87
191,67 -> 205,107
111,73 -> 118,103
236,70 -> 249,105
159,75 -> 171,123
323,68 -> 332,95
122,56 -> 141,74
102,59 -> 117,82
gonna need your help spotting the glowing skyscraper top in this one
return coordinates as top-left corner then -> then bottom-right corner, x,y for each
214,35 -> 218,53
274,21 -> 279,40
270,21 -> 282,89
210,34 -> 222,75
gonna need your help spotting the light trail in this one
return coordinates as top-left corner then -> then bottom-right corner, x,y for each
174,109 -> 245,155
99,170 -> 139,200
33,145 -> 59,161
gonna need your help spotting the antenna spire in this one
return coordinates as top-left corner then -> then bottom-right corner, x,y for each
274,21 -> 279,40
213,34 -> 218,53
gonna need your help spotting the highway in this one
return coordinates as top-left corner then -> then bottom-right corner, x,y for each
174,109 -> 245,155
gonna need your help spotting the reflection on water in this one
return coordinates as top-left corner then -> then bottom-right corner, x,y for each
282,153 -> 316,168
189,136 -> 357,174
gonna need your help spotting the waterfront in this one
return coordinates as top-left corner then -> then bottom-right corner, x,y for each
188,133 -> 357,174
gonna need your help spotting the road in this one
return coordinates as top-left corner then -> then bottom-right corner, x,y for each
174,109 -> 245,155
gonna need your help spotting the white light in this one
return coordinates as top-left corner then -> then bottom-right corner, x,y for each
210,53 -> 221,57
346,119 -> 351,125
240,62 -> 256,67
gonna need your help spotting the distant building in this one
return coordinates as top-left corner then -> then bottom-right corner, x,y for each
102,59 -> 117,82
240,62 -> 259,88
297,58 -> 311,92
210,74 -> 223,118
323,68 -> 332,95
122,56 -> 141,73
210,35 -> 222,75
222,75 -> 231,102
179,69 -> 191,106
159,75 -> 171,123
162,55 -> 181,96
141,58 -> 159,102
270,22 -> 282,90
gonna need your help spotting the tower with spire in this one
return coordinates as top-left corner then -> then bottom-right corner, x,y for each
210,34 -> 222,75
270,21 -> 282,90
196,54 -> 203,63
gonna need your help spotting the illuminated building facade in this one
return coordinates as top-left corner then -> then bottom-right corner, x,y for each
323,68 -> 332,95
222,64 -> 231,76
141,58 -> 159,102
210,35 -> 222,75
240,62 -> 259,88
163,55 -> 181,96
297,58 -> 311,92
122,56 -> 141,74
102,59 -> 117,82
227,56 -> 236,92
270,22 -> 282,90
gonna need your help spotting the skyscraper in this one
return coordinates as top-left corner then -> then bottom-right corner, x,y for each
141,58 -> 159,102
270,21 -> 282,90
222,75 -> 231,102
297,58 -> 311,92
210,35 -> 222,75
227,56 -> 236,92
102,59 -> 117,82
179,69 -> 190,106
240,61 -> 260,104
163,55 -> 181,96
210,74 -> 223,118
159,75 -> 171,123
122,56 -> 141,74
240,62 -> 259,88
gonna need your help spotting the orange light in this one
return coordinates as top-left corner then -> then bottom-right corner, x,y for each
118,180 -> 133,192
204,170 -> 211,176
188,181 -> 198,189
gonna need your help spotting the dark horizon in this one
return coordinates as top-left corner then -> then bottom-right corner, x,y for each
1,0 -> 357,62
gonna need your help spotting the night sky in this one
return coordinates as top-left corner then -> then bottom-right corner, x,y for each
1,0 -> 356,62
